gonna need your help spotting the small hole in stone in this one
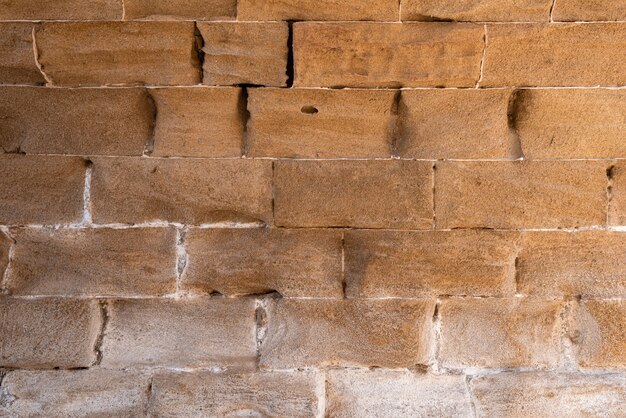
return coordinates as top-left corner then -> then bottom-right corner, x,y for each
300,105 -> 318,114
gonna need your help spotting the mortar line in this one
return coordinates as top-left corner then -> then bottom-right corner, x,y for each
92,300 -> 110,366
81,161 -> 93,226
475,24 -> 487,88
316,370 -> 327,418
175,226 -> 188,297
121,0 -> 126,19
0,227 -> 16,295
31,26 -> 52,86
465,375 -> 478,418
549,0 -> 558,22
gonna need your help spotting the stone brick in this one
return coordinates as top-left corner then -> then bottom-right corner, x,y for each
90,158 -> 272,224
398,89 -> 511,159
198,22 -> 288,87
435,161 -> 608,229
571,300 -> 626,368
609,161 -> 626,226
0,155 -> 86,225
471,372 -> 626,417
0,87 -> 152,156
0,231 -> 10,280
238,0 -> 398,21
150,371 -> 319,417
247,88 -> 395,158
344,230 -> 519,298
0,298 -> 101,368
274,160 -> 433,229
7,227 -> 177,297
514,89 -> 626,158
554,0 -> 626,21
124,0 -> 236,20
101,298 -> 256,368
439,298 -> 563,369
0,370 -> 148,417
517,231 -> 626,298
260,299 -> 435,368
35,22 -> 199,86
482,24 -> 626,87
293,23 -> 484,88
0,0 -> 122,20
326,370 -> 472,417
183,228 -> 343,298
150,87 -> 243,158
0,23 -> 44,85
401,0 -> 551,21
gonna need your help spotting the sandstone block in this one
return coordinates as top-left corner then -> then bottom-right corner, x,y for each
124,0 -> 236,20
274,160 -> 433,229
260,299 -> 435,368
554,0 -> 626,21
0,23 -> 44,85
238,0 -> 398,21
183,228 -> 343,298
0,0 -> 122,20
401,0 -> 551,21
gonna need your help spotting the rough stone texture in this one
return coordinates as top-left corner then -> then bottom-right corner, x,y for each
293,23 -> 484,88
0,87 -> 152,156
0,23 -> 44,85
398,89 -> 511,159
609,161 -> 626,226
150,371 -> 319,417
274,160 -> 433,229
514,89 -> 626,159
101,298 -> 256,368
7,227 -> 177,297
124,0 -> 236,20
517,231 -> 626,298
0,298 -> 100,368
0,231 -> 11,280
90,157 -> 273,224
0,0 -> 122,20
401,0 -> 551,21
198,22 -> 288,87
183,228 -> 343,298
571,300 -> 626,368
482,23 -> 626,87
0,370 -> 148,416
260,299 -> 435,368
35,22 -> 200,86
435,161 -> 608,229
554,0 -> 626,21
0,155 -> 86,225
344,230 -> 519,298
439,298 -> 563,369
326,370 -> 472,418
238,0 -> 398,21
150,87 -> 243,158
471,372 -> 626,417
247,88 -> 395,158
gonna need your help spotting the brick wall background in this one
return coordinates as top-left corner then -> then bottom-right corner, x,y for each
1,0 -> 626,416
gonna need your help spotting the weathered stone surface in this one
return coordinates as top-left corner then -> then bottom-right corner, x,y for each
293,23 -> 484,88
514,89 -> 626,158
0,87 -> 152,156
326,370 -> 472,418
0,370 -> 148,417
517,231 -> 626,298
124,0 -> 236,20
274,160 -> 433,229
344,230 -> 519,298
0,231 -> 10,280
401,0 -> 551,21
0,0 -> 122,20
609,161 -> 626,226
554,0 -> 626,21
0,155 -> 86,225
35,22 -> 199,86
101,298 -> 256,368
0,23 -> 44,85
260,299 -> 435,368
90,157 -> 273,224
247,88 -> 395,158
183,228 -> 343,298
0,298 -> 100,368
571,300 -> 626,368
398,89 -> 511,159
482,23 -> 626,87
471,372 -> 626,417
150,371 -> 319,417
435,161 -> 608,229
198,22 -> 288,87
439,298 -> 563,369
7,227 -> 177,297
238,0 -> 398,21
